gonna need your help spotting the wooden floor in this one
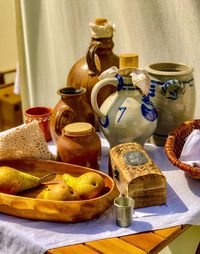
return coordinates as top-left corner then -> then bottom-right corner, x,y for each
47,225 -> 190,254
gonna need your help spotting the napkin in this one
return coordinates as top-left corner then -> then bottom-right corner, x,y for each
0,121 -> 54,160
179,129 -> 200,167
0,221 -> 45,254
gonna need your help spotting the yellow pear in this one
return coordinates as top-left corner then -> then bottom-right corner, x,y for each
38,182 -> 80,201
0,166 -> 41,194
63,172 -> 105,199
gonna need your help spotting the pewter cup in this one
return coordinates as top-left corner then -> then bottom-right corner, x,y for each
113,196 -> 135,227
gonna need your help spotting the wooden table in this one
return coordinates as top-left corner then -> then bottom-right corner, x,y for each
47,225 -> 190,254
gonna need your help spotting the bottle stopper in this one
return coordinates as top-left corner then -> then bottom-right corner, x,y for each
63,122 -> 93,136
90,18 -> 114,38
119,54 -> 139,69
95,18 -> 108,26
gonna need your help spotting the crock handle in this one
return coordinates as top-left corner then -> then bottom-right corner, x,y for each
162,79 -> 185,99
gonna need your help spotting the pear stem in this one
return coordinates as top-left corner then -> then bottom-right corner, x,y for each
40,173 -> 56,183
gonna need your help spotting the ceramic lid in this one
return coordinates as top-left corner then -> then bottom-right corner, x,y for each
63,122 -> 93,136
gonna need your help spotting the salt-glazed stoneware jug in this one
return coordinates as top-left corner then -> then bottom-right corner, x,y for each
145,62 -> 195,146
91,67 -> 158,147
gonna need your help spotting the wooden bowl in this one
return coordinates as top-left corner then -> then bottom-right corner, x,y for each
165,119 -> 200,179
0,159 -> 118,222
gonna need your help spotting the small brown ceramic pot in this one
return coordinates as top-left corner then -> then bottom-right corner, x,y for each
57,122 -> 101,170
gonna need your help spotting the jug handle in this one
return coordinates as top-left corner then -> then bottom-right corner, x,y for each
91,78 -> 118,118
86,40 -> 103,75
55,105 -> 75,137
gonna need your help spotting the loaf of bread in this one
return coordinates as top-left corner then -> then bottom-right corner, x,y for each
110,142 -> 166,208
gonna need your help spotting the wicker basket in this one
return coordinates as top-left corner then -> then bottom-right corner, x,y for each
165,119 -> 200,179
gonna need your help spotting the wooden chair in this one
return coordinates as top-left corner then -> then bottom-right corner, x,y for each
0,68 -> 16,85
0,69 -> 23,131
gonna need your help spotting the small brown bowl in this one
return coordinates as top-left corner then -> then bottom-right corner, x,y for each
165,119 -> 200,179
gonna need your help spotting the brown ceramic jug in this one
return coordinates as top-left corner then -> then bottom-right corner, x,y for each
50,87 -> 95,143
57,122 -> 101,170
67,18 -> 119,108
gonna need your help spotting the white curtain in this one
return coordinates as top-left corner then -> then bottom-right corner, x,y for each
16,0 -> 200,117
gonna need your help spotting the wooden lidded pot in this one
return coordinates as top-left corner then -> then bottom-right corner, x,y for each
57,122 -> 101,170
67,18 -> 119,108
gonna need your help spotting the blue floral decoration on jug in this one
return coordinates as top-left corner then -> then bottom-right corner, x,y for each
100,115 -> 109,128
149,79 -> 190,100
149,83 -> 156,97
115,74 -> 124,91
141,95 -> 158,121
161,80 -> 185,100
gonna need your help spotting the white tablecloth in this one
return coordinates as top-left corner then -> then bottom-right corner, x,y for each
0,133 -> 200,254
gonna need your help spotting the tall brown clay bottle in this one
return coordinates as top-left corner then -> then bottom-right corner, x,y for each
67,18 -> 119,108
